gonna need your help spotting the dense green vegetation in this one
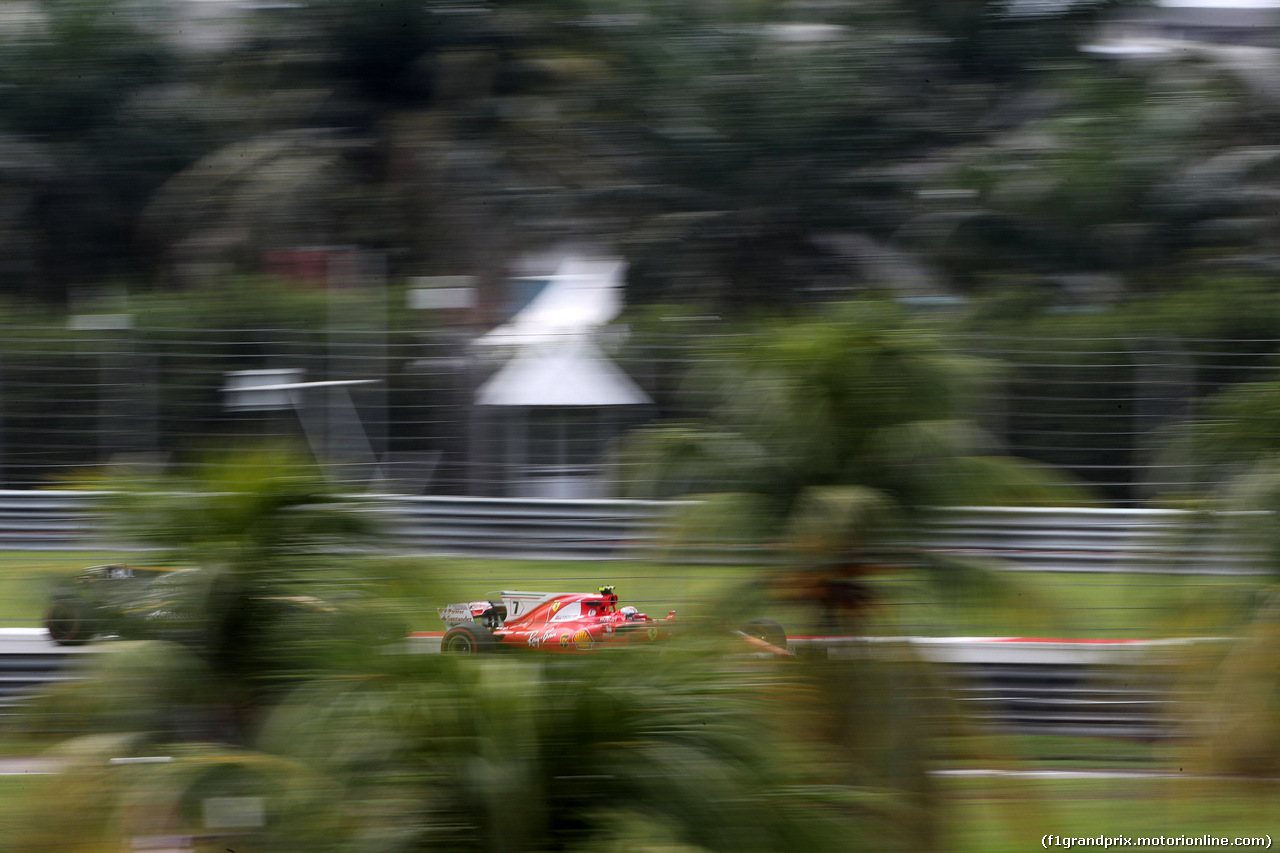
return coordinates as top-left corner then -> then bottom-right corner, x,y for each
1,0 -> 1279,500
945,777 -> 1280,853
7,0 -> 1280,848
0,0 -> 1277,314
0,401 -> 1267,850
2,770 -> 1278,853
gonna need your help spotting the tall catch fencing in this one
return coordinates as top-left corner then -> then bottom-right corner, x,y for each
0,325 -> 1274,503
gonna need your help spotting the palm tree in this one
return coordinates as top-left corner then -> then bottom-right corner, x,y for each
1152,378 -> 1280,775
13,439 -> 1007,852
247,645 -> 947,853
87,444 -> 387,737
5,444 -> 407,847
0,0 -> 221,302
14,643 -> 964,852
912,47 -> 1280,300
615,302 -> 1084,633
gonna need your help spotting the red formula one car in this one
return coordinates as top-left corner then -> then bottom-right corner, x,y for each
437,586 -> 790,656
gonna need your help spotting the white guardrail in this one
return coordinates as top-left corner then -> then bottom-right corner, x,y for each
0,490 -> 1263,575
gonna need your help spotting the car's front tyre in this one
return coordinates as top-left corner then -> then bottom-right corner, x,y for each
45,601 -> 93,646
441,621 -> 496,654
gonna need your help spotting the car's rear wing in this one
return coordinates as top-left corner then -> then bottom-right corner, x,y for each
438,591 -> 572,627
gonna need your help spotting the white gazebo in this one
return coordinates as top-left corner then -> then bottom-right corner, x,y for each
472,254 -> 651,498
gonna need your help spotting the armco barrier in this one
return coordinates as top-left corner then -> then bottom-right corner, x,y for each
374,495 -> 679,560
0,490 -> 1264,573
0,490 -> 109,551
820,636 -> 1198,738
377,497 -> 1267,572
0,629 -> 98,714
915,506 -> 1263,575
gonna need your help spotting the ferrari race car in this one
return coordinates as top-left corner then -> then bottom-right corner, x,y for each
437,585 -> 790,656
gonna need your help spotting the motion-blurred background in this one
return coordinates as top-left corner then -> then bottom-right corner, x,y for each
3,0 -> 1280,850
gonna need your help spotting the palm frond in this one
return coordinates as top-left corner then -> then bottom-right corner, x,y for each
783,485 -> 899,563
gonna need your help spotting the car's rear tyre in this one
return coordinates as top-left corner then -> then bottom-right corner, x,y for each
741,617 -> 787,650
442,621 -> 495,654
45,602 -> 93,646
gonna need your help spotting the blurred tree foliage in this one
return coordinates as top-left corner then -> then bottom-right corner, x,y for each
0,0 -> 1210,308
528,0 -> 1132,309
0,0 -> 1275,322
936,274 -> 1280,502
9,446 -> 984,852
615,303 -> 1086,632
2,0 -> 1280,316
14,644 -> 978,852
619,303 -> 1010,511
0,1 -> 202,300
3,0 -> 1280,500
923,65 -> 1280,295
1156,377 -> 1280,777
87,445 -> 391,735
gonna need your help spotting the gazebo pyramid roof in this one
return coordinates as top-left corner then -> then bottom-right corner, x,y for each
476,336 -> 651,407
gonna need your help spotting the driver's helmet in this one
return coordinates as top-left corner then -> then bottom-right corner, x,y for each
620,606 -> 639,620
